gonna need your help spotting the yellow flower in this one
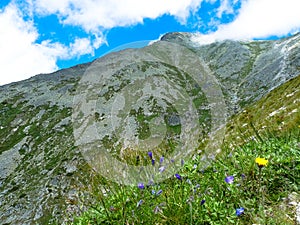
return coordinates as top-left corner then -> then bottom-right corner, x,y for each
255,157 -> 268,167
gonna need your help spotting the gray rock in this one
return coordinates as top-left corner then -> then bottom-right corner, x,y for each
0,32 -> 300,224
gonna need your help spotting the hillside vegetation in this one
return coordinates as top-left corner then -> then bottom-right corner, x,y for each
0,32 -> 299,224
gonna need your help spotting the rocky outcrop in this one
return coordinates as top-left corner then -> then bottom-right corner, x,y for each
0,32 -> 300,224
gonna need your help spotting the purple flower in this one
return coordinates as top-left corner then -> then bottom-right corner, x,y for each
148,179 -> 154,186
200,199 -> 206,205
159,166 -> 165,173
153,206 -> 161,214
137,199 -> 143,207
241,174 -> 246,179
138,183 -> 145,189
236,207 -> 244,216
225,175 -> 234,184
181,159 -> 184,166
151,159 -> 155,165
148,151 -> 153,159
156,189 -> 163,196
175,174 -> 182,180
160,157 -> 164,164
151,190 -> 156,195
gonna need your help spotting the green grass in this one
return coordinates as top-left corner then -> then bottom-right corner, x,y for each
73,127 -> 300,224
72,74 -> 300,225
225,74 -> 300,147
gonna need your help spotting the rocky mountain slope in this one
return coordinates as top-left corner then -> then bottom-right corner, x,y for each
0,32 -> 299,224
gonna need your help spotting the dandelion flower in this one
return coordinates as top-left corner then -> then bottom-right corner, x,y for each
255,157 -> 268,167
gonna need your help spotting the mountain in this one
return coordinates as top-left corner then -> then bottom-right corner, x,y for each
0,32 -> 299,224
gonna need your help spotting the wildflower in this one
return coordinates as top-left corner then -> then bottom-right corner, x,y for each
241,174 -> 246,179
225,175 -> 234,184
200,199 -> 206,205
186,179 -> 192,185
181,159 -> 184,166
154,202 -> 166,213
160,157 -> 164,164
138,183 -> 145,189
193,164 -> 197,169
153,205 -> 162,214
235,207 -> 244,216
137,199 -> 143,207
110,206 -> 117,211
151,190 -> 156,195
193,184 -> 200,192
175,174 -> 182,180
159,166 -> 165,173
148,179 -> 154,186
255,157 -> 268,167
156,190 -> 163,196
187,195 -> 194,203
148,151 -> 153,159
151,159 -> 155,165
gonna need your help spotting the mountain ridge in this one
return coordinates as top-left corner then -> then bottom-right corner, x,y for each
0,32 -> 299,224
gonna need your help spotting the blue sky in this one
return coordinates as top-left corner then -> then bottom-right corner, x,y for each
1,0 -> 300,85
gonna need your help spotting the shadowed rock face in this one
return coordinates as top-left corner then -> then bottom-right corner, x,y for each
0,32 -> 300,224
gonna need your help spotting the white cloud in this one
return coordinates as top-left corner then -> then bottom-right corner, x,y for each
0,3 -> 106,85
216,0 -> 234,18
3,0 -> 300,85
192,0 -> 300,44
69,38 -> 94,57
0,4 -> 65,85
0,0 -> 205,85
33,0 -> 203,32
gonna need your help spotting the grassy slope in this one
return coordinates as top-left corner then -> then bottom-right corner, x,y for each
73,77 -> 300,224
225,74 -> 300,146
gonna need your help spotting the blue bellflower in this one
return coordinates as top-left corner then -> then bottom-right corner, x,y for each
225,175 -> 234,184
175,174 -> 182,180
138,183 -> 145,189
236,207 -> 244,216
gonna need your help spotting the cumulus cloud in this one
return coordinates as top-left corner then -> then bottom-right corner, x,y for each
33,0 -> 203,32
192,0 -> 300,44
0,0 -> 205,85
0,4 -> 63,85
216,0 -> 236,18
0,3 -> 105,85
2,0 -> 300,85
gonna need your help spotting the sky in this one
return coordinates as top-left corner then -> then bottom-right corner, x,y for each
1,0 -> 300,85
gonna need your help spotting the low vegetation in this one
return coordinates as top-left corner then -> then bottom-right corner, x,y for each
73,125 -> 299,224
